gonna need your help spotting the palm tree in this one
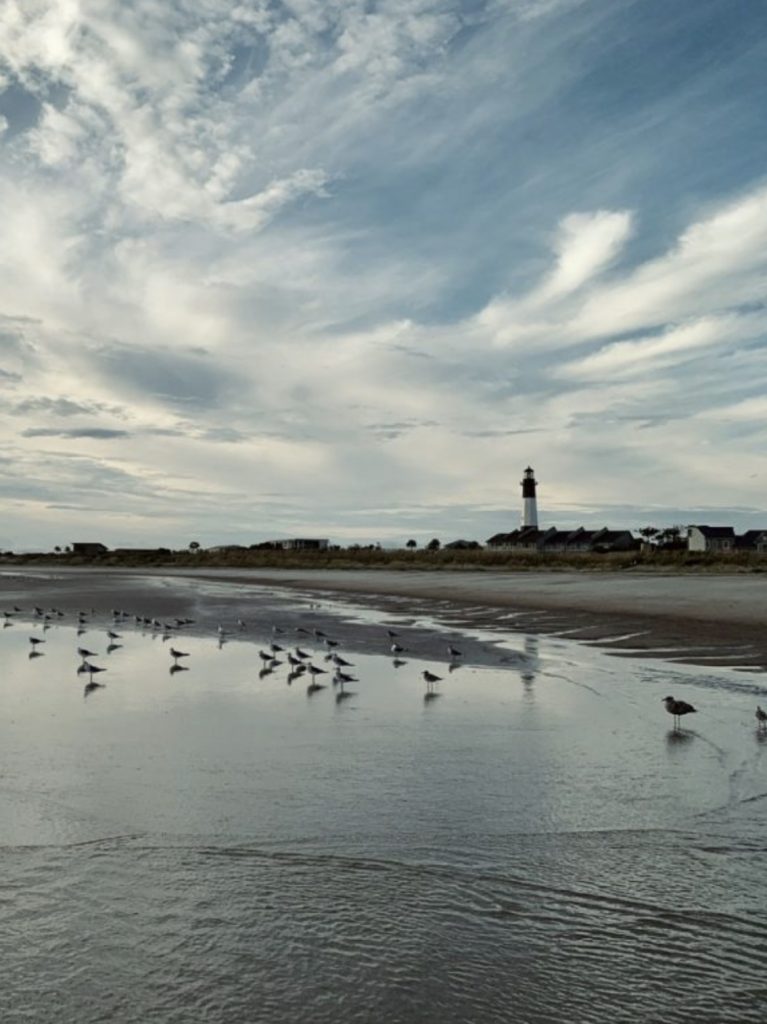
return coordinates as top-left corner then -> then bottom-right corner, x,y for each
406,539 -> 417,550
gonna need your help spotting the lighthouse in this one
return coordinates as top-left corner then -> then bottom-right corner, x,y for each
521,466 -> 538,528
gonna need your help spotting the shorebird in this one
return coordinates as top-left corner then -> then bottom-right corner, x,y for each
386,629 -> 399,639
29,637 -> 45,647
662,695 -> 697,730
307,664 -> 327,679
169,648 -> 189,661
295,647 -> 310,660
423,670 -> 442,701
333,669 -> 357,687
391,642 -> 405,655
447,644 -> 462,660
269,642 -> 284,654
756,706 -> 767,731
330,652 -> 353,668
106,630 -> 121,640
79,662 -> 106,677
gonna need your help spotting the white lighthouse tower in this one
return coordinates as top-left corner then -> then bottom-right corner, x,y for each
521,466 -> 538,528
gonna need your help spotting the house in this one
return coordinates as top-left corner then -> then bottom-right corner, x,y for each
736,530 -> 767,553
71,542 -> 108,556
270,538 -> 329,551
486,526 -> 638,554
687,526 -> 736,552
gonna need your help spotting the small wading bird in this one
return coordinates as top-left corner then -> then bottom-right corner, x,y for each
169,648 -> 189,661
662,695 -> 697,730
422,670 -> 442,700
756,706 -> 767,732
447,644 -> 462,660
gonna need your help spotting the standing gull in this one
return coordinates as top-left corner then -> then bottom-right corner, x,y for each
662,696 -> 697,730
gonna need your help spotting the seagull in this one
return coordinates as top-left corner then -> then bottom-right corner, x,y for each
662,695 -> 697,730
423,670 -> 442,701
447,644 -> 462,659
756,706 -> 767,731
79,662 -> 107,677
333,669 -> 357,687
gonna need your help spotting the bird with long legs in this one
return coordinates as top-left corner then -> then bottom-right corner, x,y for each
662,695 -> 697,731
422,669 -> 442,701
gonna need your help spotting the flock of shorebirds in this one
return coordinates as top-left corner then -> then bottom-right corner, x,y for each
3,603 -> 465,704
5,603 -> 767,725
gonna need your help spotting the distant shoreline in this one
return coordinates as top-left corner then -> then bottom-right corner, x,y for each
3,565 -> 766,670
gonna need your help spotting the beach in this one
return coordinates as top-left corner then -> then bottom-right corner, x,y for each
1,566 -> 766,1023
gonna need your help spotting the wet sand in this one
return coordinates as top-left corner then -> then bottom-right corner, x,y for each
3,566 -> 767,670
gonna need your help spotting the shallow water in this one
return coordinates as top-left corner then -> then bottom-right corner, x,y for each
1,593 -> 766,1023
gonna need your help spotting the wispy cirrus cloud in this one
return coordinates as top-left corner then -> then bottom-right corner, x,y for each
0,0 -> 766,549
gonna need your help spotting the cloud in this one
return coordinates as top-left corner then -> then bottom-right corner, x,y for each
20,427 -> 130,439
0,0 -> 766,550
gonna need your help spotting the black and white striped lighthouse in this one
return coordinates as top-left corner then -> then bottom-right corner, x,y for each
521,466 -> 538,528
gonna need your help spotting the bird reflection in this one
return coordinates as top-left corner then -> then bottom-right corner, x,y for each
666,729 -> 694,747
169,663 -> 189,675
29,649 -> 44,659
307,681 -> 326,695
106,643 -> 122,654
391,658 -> 407,668
83,680 -> 106,698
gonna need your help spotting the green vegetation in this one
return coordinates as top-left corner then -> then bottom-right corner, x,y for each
2,546 -> 766,572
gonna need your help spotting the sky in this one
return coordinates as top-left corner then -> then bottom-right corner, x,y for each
1,0 -> 766,550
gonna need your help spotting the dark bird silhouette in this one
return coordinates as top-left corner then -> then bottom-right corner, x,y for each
756,706 -> 767,732
169,648 -> 189,660
447,644 -> 462,659
662,695 -> 697,730
422,669 -> 442,700
391,642 -> 405,655
79,662 -> 107,677
29,637 -> 45,646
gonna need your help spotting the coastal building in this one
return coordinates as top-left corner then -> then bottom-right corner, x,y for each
71,542 -> 108,556
687,527 -> 767,553
269,538 -> 329,551
736,530 -> 767,553
687,526 -> 736,553
486,526 -> 637,554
